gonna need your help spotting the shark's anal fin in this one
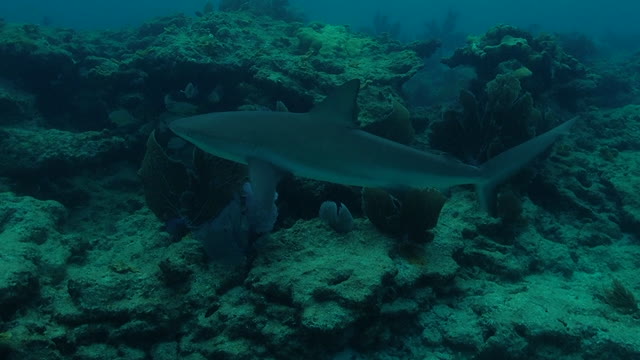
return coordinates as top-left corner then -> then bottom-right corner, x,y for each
246,158 -> 286,233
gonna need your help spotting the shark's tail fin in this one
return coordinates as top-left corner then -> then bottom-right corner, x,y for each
476,117 -> 576,212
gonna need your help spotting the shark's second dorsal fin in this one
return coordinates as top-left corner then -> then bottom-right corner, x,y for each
309,79 -> 360,127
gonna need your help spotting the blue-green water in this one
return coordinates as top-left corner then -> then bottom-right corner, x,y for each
2,0 -> 640,37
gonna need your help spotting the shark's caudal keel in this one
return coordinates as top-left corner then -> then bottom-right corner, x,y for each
170,79 -> 575,221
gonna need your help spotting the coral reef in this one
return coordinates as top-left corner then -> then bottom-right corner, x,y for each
442,24 -> 599,110
427,25 -> 605,165
0,127 -> 126,177
0,11 -> 424,132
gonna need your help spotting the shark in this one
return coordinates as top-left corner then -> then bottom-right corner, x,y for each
170,79 -> 575,228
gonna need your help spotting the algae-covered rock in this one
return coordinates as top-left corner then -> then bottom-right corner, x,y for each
0,82 -> 37,125
296,27 -> 324,54
442,24 -> 594,110
108,108 -> 140,128
79,55 -> 121,82
363,99 -> 414,144
0,192 -> 68,320
182,217 -> 417,358
247,219 -> 395,333
512,105 -> 640,243
442,25 -> 535,81
486,72 -> 522,111
0,22 -> 75,85
0,11 -> 424,136
483,34 -> 532,62
0,256 -> 39,319
0,127 -> 126,176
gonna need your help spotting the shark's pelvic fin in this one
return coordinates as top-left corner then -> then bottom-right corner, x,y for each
309,79 -> 360,127
476,117 -> 577,212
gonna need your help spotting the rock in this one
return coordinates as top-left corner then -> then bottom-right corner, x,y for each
247,219 -> 394,339
442,24 -> 594,110
0,127 -> 126,176
363,99 -> 414,144
0,192 -> 68,322
0,82 -> 37,125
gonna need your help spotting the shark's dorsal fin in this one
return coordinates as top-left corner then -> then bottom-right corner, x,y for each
309,79 -> 360,127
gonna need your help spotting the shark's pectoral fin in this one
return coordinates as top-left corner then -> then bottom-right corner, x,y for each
245,158 -> 286,233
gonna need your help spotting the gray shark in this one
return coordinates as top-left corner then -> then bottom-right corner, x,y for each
170,79 -> 574,224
